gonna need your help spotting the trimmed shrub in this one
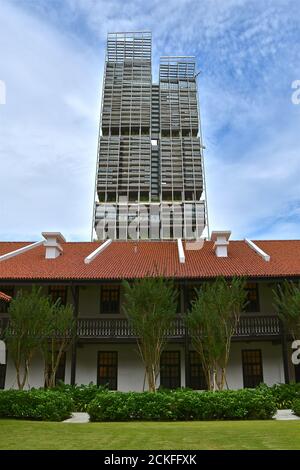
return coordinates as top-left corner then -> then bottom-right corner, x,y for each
53,382 -> 107,411
292,399 -> 300,417
269,383 -> 300,409
88,388 -> 277,422
0,389 -> 73,421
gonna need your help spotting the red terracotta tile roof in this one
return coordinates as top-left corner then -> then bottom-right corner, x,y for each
0,291 -> 12,302
0,239 -> 299,281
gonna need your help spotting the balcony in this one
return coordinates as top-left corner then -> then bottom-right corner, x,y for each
77,315 -> 281,340
0,315 -> 281,341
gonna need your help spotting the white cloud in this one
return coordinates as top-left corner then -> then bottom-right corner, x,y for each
206,106 -> 300,239
0,0 -> 102,241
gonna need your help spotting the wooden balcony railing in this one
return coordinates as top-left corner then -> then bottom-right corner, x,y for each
0,315 -> 281,340
77,317 -> 185,339
77,315 -> 281,339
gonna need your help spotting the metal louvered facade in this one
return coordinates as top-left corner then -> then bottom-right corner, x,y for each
93,32 -> 207,240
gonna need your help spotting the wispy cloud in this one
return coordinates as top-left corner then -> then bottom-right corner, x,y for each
1,0 -> 300,241
0,0 -> 101,240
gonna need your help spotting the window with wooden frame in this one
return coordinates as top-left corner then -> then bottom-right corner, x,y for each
188,351 -> 207,390
294,364 -> 300,383
100,285 -> 120,314
186,284 -> 200,311
97,351 -> 118,390
244,283 -> 260,312
242,349 -> 263,388
48,286 -> 68,306
0,286 -> 14,314
160,351 -> 181,389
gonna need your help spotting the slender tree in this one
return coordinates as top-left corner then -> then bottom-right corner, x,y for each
5,287 -> 53,389
186,277 -> 247,391
273,280 -> 300,340
123,277 -> 178,392
41,301 -> 74,388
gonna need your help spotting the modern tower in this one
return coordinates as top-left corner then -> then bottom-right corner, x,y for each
93,31 -> 207,240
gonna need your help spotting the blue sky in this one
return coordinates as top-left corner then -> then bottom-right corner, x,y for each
0,0 -> 300,241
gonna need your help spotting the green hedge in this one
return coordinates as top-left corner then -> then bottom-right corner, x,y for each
269,383 -> 300,409
0,389 -> 73,421
88,388 -> 277,422
50,382 -> 300,412
292,399 -> 300,417
53,382 -> 107,411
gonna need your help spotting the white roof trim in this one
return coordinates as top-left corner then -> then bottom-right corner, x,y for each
84,239 -> 112,264
0,240 -> 44,263
245,239 -> 270,262
177,238 -> 185,264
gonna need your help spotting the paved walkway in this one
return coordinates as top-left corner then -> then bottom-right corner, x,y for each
63,412 -> 90,423
274,409 -> 300,420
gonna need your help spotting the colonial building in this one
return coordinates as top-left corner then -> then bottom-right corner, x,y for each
0,231 -> 299,391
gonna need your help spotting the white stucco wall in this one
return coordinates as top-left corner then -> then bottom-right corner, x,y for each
3,340 -> 289,391
5,352 -> 45,389
75,343 -> 186,391
78,286 -> 100,317
258,282 -> 277,315
76,343 -> 145,391
226,341 -> 284,389
4,349 -> 72,390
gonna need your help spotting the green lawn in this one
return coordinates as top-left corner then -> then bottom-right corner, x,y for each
1,420 -> 300,450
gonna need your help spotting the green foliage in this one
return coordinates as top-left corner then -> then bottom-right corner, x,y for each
268,383 -> 300,409
5,286 -> 75,389
123,277 -> 178,338
0,389 -> 73,421
292,399 -> 300,417
41,300 -> 75,388
273,280 -> 300,339
186,277 -> 247,390
88,388 -> 276,422
123,277 -> 178,391
53,382 -> 107,411
5,287 -> 54,389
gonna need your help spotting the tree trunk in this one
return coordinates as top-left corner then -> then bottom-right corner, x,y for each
212,369 -> 217,392
17,362 -> 28,390
146,365 -> 156,392
16,367 -> 23,390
